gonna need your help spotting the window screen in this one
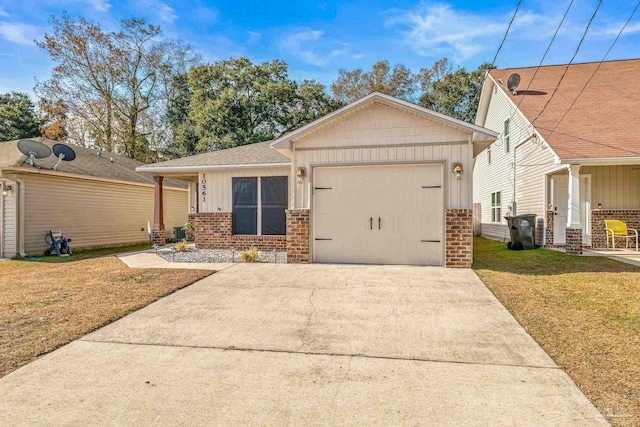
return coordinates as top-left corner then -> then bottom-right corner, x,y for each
261,176 -> 288,235
232,177 -> 258,235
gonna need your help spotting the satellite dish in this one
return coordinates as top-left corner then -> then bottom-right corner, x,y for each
17,139 -> 51,167
507,73 -> 521,95
52,144 -> 76,171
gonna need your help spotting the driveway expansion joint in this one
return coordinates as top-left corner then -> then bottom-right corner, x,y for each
296,288 -> 317,352
79,338 -> 561,371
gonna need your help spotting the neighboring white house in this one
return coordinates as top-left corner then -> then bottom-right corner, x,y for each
473,59 -> 640,254
0,138 -> 188,257
138,92 -> 498,267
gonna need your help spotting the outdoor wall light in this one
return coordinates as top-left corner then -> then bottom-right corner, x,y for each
453,163 -> 463,180
1,183 -> 12,196
296,167 -> 306,184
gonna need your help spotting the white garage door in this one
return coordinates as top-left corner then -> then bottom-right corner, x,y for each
313,163 -> 444,266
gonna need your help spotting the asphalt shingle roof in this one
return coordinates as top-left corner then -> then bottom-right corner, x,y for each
138,141 -> 290,170
489,59 -> 640,160
0,138 -> 187,188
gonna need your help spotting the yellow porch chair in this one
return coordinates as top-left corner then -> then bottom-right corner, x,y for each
604,220 -> 638,251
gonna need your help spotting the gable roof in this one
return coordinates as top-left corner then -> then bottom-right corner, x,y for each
0,138 -> 187,188
486,59 -> 640,161
271,92 -> 498,155
137,140 -> 291,173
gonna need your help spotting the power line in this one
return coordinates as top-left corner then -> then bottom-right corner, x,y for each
545,0 -> 640,137
514,0 -> 574,109
530,0 -> 602,125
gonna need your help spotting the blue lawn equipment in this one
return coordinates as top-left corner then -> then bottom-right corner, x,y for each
44,230 -> 72,257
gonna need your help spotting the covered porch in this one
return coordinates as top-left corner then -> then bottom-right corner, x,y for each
545,162 -> 640,254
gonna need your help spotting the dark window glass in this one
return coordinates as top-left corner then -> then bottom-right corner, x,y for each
261,176 -> 288,235
232,177 -> 257,235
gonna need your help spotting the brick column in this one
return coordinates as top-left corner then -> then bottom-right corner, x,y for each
286,209 -> 309,263
545,210 -> 554,247
591,209 -> 640,249
193,212 -> 232,249
565,228 -> 582,255
186,213 -> 196,242
445,209 -> 473,268
152,175 -> 165,246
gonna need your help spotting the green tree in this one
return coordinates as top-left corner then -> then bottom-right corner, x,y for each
418,59 -> 491,123
330,60 -> 418,103
164,57 -> 338,156
0,92 -> 42,141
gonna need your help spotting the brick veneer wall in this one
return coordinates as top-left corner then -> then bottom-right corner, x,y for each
192,212 -> 286,250
545,210 -> 554,247
151,229 -> 165,247
286,209 -> 310,263
445,209 -> 473,268
565,228 -> 582,255
591,209 -> 640,249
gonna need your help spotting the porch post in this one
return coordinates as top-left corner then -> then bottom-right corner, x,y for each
152,175 -> 165,246
566,165 -> 582,255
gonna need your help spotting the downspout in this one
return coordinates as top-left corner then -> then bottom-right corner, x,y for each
511,133 -> 539,216
13,177 -> 27,257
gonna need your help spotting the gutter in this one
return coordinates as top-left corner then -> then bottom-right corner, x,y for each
136,162 -> 291,174
558,156 -> 640,165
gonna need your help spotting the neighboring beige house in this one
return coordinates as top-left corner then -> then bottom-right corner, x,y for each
0,138 -> 188,257
473,59 -> 640,254
138,92 -> 498,267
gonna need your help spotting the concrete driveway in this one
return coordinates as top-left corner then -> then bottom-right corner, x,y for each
0,264 -> 606,426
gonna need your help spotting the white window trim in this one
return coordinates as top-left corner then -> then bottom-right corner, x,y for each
504,119 -> 510,153
491,191 -> 502,223
232,176 -> 287,236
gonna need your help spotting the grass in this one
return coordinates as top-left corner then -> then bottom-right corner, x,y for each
473,237 -> 640,426
19,242 -> 152,263
0,251 -> 213,377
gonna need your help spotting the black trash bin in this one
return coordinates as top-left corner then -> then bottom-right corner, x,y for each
505,214 -> 537,250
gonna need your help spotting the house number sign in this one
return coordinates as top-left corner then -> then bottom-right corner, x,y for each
201,173 -> 207,204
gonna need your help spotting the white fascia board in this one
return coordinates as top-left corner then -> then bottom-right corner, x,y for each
271,92 -> 498,149
136,162 -> 291,173
559,157 -> 640,166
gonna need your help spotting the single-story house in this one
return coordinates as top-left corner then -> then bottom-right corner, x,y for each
137,92 -> 498,267
473,58 -> 640,254
0,138 -> 188,257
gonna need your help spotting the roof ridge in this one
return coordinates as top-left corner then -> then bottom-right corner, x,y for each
492,57 -> 640,72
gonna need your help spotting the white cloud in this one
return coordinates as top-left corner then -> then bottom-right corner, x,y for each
385,3 -> 553,60
82,0 -> 112,12
353,53 -> 366,59
281,29 -> 326,66
0,22 -> 41,46
248,31 -> 262,43
0,6 -> 9,17
156,2 -> 178,23
591,21 -> 640,37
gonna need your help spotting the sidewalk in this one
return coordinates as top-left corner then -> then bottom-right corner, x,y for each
117,250 -> 234,271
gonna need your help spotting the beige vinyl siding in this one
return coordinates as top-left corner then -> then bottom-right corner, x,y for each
582,165 -> 640,209
17,174 -> 187,253
1,179 -> 17,256
198,167 -> 290,213
474,81 -> 558,243
293,102 -> 473,210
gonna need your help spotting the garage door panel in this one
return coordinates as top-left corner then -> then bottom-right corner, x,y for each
313,164 -> 443,266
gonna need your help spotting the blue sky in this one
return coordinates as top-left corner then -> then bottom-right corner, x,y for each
0,0 -> 638,96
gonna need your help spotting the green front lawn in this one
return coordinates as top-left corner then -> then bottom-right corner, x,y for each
473,237 -> 640,426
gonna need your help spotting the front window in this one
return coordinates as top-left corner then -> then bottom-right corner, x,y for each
504,119 -> 510,153
232,176 -> 288,235
491,191 -> 502,223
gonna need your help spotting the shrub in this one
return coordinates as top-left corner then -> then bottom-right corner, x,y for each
240,247 -> 258,262
175,240 -> 188,252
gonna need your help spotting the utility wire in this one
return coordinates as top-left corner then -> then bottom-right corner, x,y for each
545,0 -> 640,136
514,0 -> 575,109
530,0 -> 602,125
